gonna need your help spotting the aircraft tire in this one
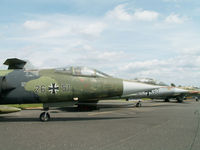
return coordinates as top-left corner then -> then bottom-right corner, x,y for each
176,97 -> 183,103
177,98 -> 183,103
136,102 -> 142,107
40,112 -> 50,122
164,98 -> 170,102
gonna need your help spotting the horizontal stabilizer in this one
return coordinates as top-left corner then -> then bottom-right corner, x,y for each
3,58 -> 27,69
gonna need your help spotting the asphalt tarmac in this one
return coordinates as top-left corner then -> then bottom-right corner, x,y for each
0,100 -> 200,150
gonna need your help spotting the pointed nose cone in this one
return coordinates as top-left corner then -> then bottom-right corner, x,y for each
174,88 -> 189,94
122,80 -> 160,96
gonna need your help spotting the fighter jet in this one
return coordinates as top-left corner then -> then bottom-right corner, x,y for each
178,86 -> 200,101
124,78 -> 189,105
0,58 -> 159,121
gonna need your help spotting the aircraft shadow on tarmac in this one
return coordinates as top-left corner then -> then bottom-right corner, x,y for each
152,100 -> 193,103
0,116 -> 136,122
141,105 -> 175,108
141,104 -> 188,108
152,101 -> 193,104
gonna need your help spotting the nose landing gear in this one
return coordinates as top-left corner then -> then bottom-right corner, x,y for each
164,98 -> 170,102
176,96 -> 183,103
136,100 -> 142,107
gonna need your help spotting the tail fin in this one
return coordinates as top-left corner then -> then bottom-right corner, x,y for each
3,58 -> 27,69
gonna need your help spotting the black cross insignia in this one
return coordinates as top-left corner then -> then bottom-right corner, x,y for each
48,83 -> 59,94
145,91 -> 150,96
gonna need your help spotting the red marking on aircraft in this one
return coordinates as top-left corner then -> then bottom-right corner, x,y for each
80,78 -> 84,82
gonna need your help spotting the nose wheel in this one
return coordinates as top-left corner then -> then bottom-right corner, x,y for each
40,112 -> 50,122
136,100 -> 142,107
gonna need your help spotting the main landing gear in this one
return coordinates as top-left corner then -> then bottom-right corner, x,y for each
40,107 -> 50,122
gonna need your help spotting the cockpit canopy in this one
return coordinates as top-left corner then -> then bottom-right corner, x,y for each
134,78 -> 168,86
55,66 -> 110,78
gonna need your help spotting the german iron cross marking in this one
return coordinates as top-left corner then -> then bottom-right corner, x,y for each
48,83 -> 59,94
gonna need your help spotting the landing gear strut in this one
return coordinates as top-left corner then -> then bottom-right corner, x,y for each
164,98 -> 170,102
176,97 -> 183,103
40,112 -> 50,122
136,100 -> 142,107
40,107 -> 50,122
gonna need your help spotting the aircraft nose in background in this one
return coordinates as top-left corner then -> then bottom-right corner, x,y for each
122,80 -> 160,96
174,88 -> 189,94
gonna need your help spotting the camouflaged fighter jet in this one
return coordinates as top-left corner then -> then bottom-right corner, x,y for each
0,58 -> 159,121
124,78 -> 189,104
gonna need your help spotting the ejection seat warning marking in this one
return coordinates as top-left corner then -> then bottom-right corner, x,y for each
137,89 -> 160,96
34,83 -> 71,94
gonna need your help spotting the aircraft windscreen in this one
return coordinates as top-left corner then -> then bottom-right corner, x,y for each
55,67 -> 72,74
135,78 -> 169,86
157,82 -> 168,86
55,66 -> 109,78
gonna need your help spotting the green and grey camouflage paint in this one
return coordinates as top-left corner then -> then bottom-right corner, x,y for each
0,69 -> 123,104
0,58 -> 159,107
